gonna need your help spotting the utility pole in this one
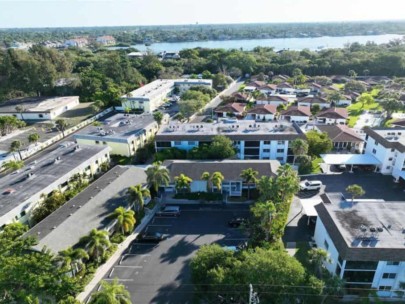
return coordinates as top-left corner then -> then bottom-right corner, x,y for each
249,284 -> 260,304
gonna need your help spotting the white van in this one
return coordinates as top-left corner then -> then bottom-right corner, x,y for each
299,180 -> 323,191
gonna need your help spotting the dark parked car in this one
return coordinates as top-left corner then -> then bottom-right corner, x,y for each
137,232 -> 166,243
228,217 -> 247,228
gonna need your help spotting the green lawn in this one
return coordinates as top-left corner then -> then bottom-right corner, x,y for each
347,94 -> 382,127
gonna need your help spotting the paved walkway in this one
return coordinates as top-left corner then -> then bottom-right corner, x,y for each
76,202 -> 161,302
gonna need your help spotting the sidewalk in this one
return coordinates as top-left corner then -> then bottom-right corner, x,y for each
76,202 -> 161,302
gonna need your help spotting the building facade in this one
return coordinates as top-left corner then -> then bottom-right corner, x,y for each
0,143 -> 110,227
121,79 -> 213,113
155,120 -> 304,163
314,193 -> 405,298
74,113 -> 159,157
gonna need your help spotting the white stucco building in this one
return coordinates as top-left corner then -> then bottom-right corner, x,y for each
0,96 -> 80,121
0,143 -> 110,227
364,127 -> 405,180
155,120 -> 305,163
121,79 -> 213,113
314,193 -> 405,298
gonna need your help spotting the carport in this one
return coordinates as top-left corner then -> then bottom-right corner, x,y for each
320,154 -> 381,173
300,198 -> 322,225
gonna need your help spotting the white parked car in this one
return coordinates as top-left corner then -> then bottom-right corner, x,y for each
299,180 -> 323,191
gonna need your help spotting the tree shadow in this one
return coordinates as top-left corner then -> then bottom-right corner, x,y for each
159,236 -> 199,264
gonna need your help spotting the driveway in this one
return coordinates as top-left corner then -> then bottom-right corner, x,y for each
97,204 -> 250,304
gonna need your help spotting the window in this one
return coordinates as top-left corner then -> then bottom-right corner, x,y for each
61,181 -> 68,188
277,140 -> 285,145
382,273 -> 396,279
263,149 -> 270,153
263,141 -> 271,145
379,286 -> 392,291
38,114 -> 44,118
386,166 -> 391,170
387,261 -> 400,266
345,261 -> 378,270
95,160 -> 99,164
103,141 -> 107,145
277,148 -> 284,153
391,148 -> 395,152
95,140 -> 100,144
188,141 -> 196,145
86,165 -> 91,170
388,157 -> 393,161
324,240 -> 329,250
20,211 -> 26,217
276,157 -> 284,161
174,141 -> 182,145
336,265 -> 342,276
372,149 -> 376,154
338,255 -> 343,266
375,140 -> 379,146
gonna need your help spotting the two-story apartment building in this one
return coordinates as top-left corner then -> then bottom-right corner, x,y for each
155,120 -> 305,163
121,79 -> 213,113
0,143 -> 110,227
74,113 -> 159,157
363,127 -> 405,180
314,193 -> 405,298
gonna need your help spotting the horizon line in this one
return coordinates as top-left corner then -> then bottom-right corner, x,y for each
2,19 -> 405,30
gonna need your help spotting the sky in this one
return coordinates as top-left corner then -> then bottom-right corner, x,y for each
0,0 -> 405,28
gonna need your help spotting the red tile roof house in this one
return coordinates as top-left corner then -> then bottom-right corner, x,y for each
246,80 -> 267,89
280,106 -> 312,124
214,102 -> 246,118
335,95 -> 352,107
256,95 -> 289,107
246,105 -> 278,121
310,83 -> 323,93
314,124 -> 364,153
297,96 -> 331,109
231,92 -> 252,103
257,83 -> 277,95
316,107 -> 348,125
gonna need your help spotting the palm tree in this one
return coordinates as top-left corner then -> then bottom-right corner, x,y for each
55,119 -> 69,137
174,174 -> 193,193
211,171 -> 224,192
127,185 -> 150,211
240,168 -> 258,199
290,138 -> 309,165
89,279 -> 132,304
56,247 -> 89,276
10,140 -> 23,160
1,160 -> 24,172
80,229 -> 111,262
15,105 -> 26,121
111,207 -> 136,234
28,132 -> 40,144
308,248 -> 331,279
201,171 -> 211,192
145,161 -> 170,194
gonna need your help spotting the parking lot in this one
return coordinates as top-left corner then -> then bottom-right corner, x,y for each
100,204 -> 250,304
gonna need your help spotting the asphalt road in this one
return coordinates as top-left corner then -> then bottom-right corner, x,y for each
99,204 -> 251,304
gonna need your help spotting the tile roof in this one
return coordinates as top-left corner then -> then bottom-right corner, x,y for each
298,96 -> 329,104
257,95 -> 289,102
391,119 -> 405,127
281,106 -> 311,117
248,104 -> 277,115
317,107 -> 348,119
215,103 -> 246,114
246,81 -> 267,88
231,92 -> 250,100
277,82 -> 293,89
316,125 -> 363,143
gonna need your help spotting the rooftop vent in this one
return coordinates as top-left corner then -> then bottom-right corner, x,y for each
377,227 -> 384,232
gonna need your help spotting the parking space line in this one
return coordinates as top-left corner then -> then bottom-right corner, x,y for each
124,253 -> 151,256
222,238 -> 249,241
147,224 -> 172,227
114,265 -> 143,269
104,278 -> 134,282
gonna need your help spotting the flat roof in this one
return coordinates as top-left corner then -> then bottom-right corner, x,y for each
74,113 -> 157,143
320,154 -> 381,165
163,159 -> 280,181
156,120 -> 304,141
301,197 -> 322,217
0,96 -> 79,113
364,127 -> 405,153
26,166 -> 147,253
316,193 -> 405,261
0,143 -> 110,218
121,79 -> 212,99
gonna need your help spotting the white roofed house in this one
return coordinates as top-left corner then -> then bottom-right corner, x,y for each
316,108 -> 348,125
96,35 -> 116,45
335,95 -> 353,107
214,103 -> 246,118
64,37 -> 88,48
298,96 -> 331,109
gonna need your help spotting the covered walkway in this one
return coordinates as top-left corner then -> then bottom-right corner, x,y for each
320,154 -> 381,173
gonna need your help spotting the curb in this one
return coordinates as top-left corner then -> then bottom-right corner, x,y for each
76,202 -> 161,302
